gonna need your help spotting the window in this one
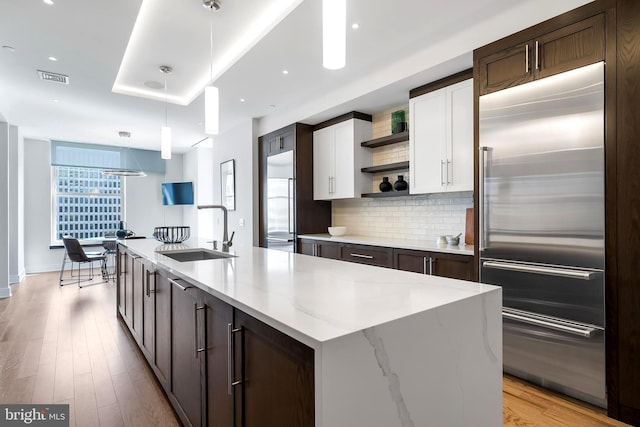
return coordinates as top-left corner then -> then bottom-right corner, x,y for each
52,166 -> 122,242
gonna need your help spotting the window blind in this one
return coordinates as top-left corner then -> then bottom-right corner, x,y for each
50,140 -> 166,174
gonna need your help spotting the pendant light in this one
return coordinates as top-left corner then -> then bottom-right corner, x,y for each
102,131 -> 146,177
322,0 -> 346,70
159,65 -> 172,159
205,19 -> 219,135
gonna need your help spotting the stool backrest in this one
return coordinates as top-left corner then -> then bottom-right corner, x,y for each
63,237 -> 90,263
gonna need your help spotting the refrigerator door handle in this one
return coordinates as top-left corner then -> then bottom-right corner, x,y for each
503,307 -> 602,338
287,178 -> 294,234
483,260 -> 597,280
478,147 -> 491,252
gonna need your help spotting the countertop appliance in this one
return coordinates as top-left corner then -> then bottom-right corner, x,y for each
266,150 -> 295,252
479,62 -> 606,407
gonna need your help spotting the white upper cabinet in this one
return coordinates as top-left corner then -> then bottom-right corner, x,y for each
313,118 -> 372,200
410,78 -> 473,195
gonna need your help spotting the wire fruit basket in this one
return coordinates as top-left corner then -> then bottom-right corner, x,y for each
153,226 -> 191,243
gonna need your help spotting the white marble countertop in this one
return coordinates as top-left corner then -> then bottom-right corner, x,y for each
119,238 -> 496,347
298,233 -> 475,255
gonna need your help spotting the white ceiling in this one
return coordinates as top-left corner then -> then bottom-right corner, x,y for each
0,0 -> 593,153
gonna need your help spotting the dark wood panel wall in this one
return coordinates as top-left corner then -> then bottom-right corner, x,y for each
613,0 -> 640,423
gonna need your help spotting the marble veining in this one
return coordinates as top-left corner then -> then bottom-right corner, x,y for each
363,327 -> 415,427
481,294 -> 498,363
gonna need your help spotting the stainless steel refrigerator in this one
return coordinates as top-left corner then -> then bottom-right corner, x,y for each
266,150 -> 295,252
479,62 -> 606,407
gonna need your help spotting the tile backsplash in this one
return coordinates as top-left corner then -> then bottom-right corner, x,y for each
332,191 -> 473,244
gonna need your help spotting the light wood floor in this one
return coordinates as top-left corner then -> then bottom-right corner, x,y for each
0,272 -> 632,427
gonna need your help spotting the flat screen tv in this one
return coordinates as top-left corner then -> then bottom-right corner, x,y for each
162,182 -> 194,206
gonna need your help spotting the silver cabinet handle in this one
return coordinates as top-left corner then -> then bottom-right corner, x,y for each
482,260 -> 597,280
440,160 -> 445,186
287,177 -> 294,234
350,253 -> 374,259
169,278 -> 192,291
535,40 -> 539,70
502,307 -> 602,338
313,243 -> 317,257
227,323 -> 243,395
429,257 -> 434,275
145,270 -> 157,296
194,304 -> 205,358
446,159 -> 452,185
525,44 -> 529,73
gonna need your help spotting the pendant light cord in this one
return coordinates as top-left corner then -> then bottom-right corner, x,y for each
164,76 -> 168,125
210,21 -> 213,83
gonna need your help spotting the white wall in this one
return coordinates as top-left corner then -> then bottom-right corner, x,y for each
209,119 -> 258,247
124,153 -> 183,238
8,125 -> 25,283
23,139 -> 184,273
182,146 -> 214,239
0,122 -> 10,297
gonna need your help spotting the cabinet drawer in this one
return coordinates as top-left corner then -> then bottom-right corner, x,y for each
339,244 -> 393,268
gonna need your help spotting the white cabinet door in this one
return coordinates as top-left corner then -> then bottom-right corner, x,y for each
313,127 -> 333,200
410,89 -> 447,195
446,79 -> 473,192
332,120 -> 355,199
410,78 -> 473,195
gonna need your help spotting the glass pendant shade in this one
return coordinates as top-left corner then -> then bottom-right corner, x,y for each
161,126 -> 171,159
205,86 -> 219,135
322,0 -> 346,70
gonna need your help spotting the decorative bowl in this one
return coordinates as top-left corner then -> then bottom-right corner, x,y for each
445,234 -> 461,245
328,226 -> 347,237
153,226 -> 191,243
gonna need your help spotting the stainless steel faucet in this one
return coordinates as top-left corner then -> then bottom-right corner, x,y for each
197,205 -> 234,251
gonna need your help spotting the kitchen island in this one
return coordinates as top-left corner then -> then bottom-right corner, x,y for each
117,238 -> 501,427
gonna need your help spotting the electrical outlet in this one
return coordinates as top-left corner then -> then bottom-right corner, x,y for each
239,218 -> 245,227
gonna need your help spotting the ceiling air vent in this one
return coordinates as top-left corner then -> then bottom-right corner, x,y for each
37,70 -> 69,84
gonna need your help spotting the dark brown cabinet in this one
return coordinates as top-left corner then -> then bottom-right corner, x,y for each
141,261 -> 156,363
394,249 -> 474,281
170,278 -> 203,427
132,255 -> 144,340
477,14 -> 605,95
234,309 -> 314,427
202,292 -> 234,427
339,243 -> 393,268
117,246 -> 316,427
154,268 -> 172,390
298,238 -> 339,259
259,123 -> 332,251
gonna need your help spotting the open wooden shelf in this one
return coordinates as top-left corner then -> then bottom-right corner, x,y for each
361,189 -> 410,198
361,161 -> 410,174
360,131 -> 409,148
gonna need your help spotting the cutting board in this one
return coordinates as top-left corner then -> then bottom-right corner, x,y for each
465,208 -> 474,245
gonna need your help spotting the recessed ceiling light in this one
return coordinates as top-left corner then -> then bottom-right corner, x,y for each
352,23 -> 359,29
282,70 -> 289,75
2,45 -> 15,52
240,98 -> 245,102
144,80 -> 164,90
43,0 -> 54,5
48,56 -> 57,61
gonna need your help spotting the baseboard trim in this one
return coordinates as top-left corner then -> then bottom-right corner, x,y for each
0,287 -> 12,299
9,270 -> 26,284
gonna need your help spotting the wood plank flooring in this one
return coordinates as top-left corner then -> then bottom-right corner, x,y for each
0,272 -> 632,426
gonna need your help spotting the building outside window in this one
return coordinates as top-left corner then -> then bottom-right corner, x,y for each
52,166 -> 122,242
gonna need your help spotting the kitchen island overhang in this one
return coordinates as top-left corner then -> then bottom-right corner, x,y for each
120,238 -> 502,427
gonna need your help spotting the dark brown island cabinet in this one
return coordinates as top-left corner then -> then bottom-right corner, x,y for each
475,0 -> 640,424
116,244 -> 314,427
298,238 -> 473,281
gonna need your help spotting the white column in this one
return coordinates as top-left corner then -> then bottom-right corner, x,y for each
9,125 -> 24,283
0,122 -> 11,298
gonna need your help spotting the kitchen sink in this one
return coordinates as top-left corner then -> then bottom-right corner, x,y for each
159,248 -> 236,262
